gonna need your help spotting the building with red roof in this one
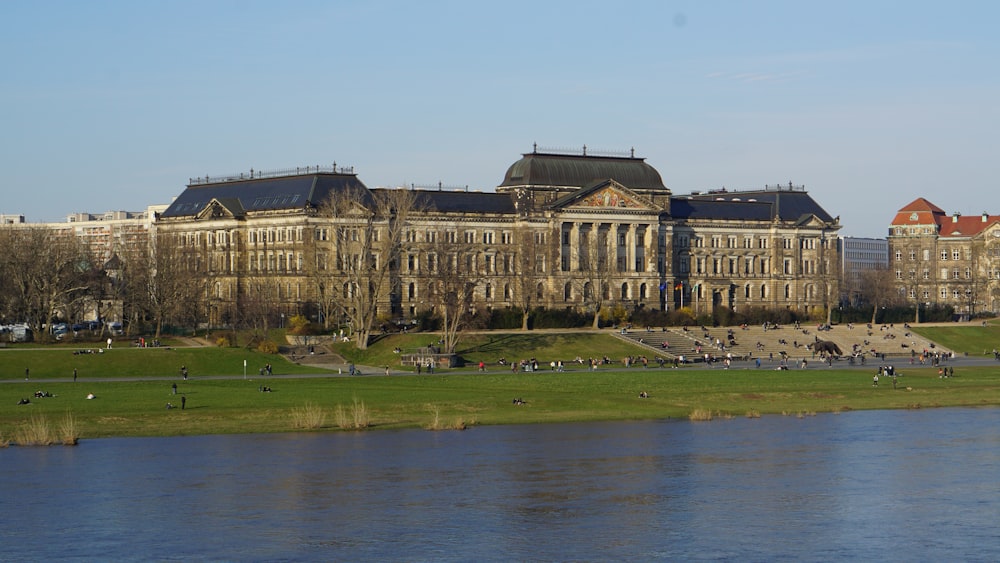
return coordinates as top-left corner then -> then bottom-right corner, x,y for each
889,198 -> 1000,317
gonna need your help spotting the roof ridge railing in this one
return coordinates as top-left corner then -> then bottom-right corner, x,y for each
763,182 -> 806,192
189,164 -> 355,185
532,143 -> 635,158
409,182 -> 470,191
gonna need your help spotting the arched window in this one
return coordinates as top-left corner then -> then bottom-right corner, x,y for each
744,284 -> 751,299
620,282 -> 629,300
485,283 -> 493,300
639,283 -> 647,300
564,282 -> 573,301
536,283 -> 544,301
504,283 -> 512,300
407,283 -> 416,300
583,281 -> 594,301
760,284 -> 767,299
784,284 -> 791,299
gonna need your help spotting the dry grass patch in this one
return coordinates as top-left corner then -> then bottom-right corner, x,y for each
58,412 -> 79,445
745,409 -> 761,419
290,402 -> 326,429
11,413 -> 77,446
689,408 -> 713,421
335,397 -> 370,430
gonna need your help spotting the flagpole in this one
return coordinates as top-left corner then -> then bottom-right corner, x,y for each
680,282 -> 684,309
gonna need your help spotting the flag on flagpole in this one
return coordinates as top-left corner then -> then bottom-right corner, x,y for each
674,282 -> 683,291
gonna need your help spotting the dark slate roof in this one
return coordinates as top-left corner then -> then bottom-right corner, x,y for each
404,190 -> 516,214
678,189 -> 836,223
498,152 -> 667,191
160,173 -> 369,218
670,198 -> 774,221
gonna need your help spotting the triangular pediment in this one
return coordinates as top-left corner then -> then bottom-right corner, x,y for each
195,198 -> 244,221
793,214 -> 828,228
552,180 -> 660,212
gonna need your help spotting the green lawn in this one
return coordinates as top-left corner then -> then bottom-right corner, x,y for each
4,329 -> 1000,443
910,323 -> 1000,357
4,362 -> 998,441
0,344 -> 327,381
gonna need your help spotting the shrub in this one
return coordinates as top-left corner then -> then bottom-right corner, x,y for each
257,340 -> 279,354
215,336 -> 231,347
487,308 -> 524,330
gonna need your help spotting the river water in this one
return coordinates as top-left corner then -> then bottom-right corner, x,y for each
2,407 -> 999,562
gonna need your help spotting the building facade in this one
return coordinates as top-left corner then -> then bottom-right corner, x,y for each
888,198 -> 1000,318
838,236 -> 889,306
154,149 -> 842,327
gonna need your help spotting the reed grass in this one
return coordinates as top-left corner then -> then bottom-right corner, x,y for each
335,397 -> 370,429
689,408 -> 713,421
58,411 -> 79,445
14,413 -> 53,446
291,402 -> 326,429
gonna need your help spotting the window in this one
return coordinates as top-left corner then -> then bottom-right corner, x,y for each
941,251 -> 948,260
910,250 -> 916,260
501,231 -> 511,244
426,230 -> 437,243
464,231 -> 475,244
952,250 -> 961,260
446,231 -> 457,243
484,231 -> 495,245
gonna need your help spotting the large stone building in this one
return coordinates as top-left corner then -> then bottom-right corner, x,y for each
155,148 -> 842,327
889,198 -> 1000,318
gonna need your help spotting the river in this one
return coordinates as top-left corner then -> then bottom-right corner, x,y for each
2,407 -> 999,561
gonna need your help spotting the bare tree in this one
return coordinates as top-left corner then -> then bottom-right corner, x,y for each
240,273 -> 280,335
0,226 -> 91,339
146,233 -> 206,338
428,242 -> 483,354
571,229 -> 618,329
317,186 -> 421,350
500,221 -> 546,330
858,266 -> 898,325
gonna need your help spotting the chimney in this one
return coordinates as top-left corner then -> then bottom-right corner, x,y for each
953,213 -> 960,223
983,213 -> 989,222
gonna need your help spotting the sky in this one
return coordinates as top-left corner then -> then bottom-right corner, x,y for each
3,1 -> 998,238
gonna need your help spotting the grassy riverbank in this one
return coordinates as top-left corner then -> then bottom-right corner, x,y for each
3,362 -> 999,442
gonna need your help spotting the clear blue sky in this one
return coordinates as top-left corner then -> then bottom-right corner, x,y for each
3,1 -> 998,238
